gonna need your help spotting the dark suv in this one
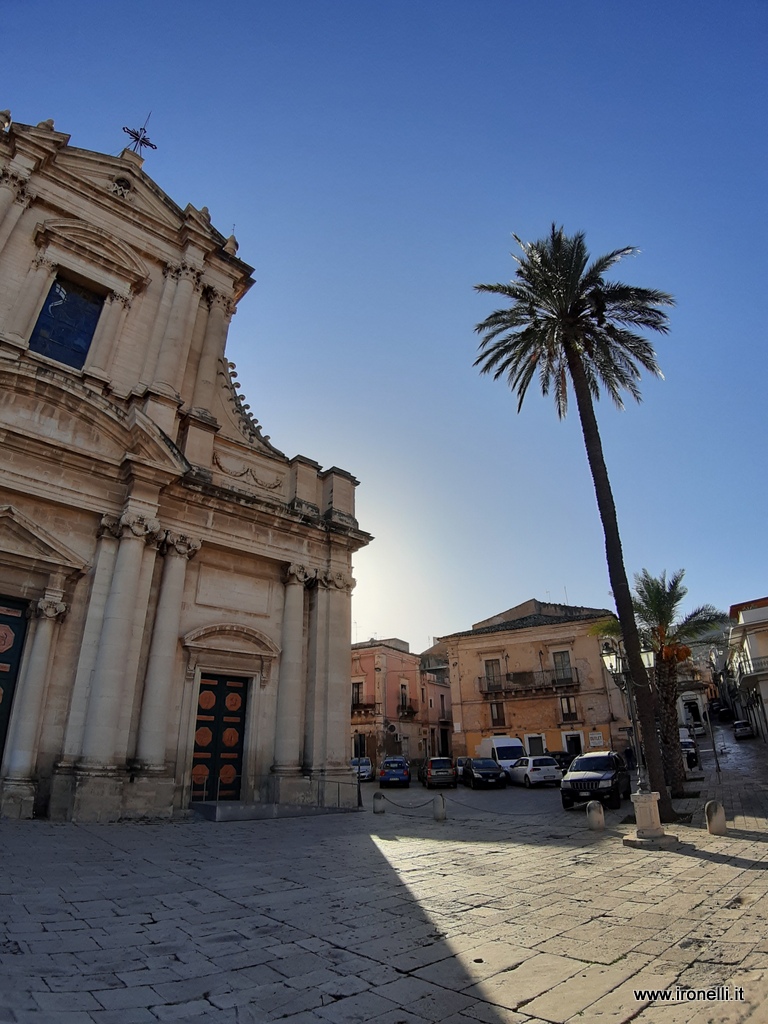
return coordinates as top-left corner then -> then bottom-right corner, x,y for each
560,751 -> 631,810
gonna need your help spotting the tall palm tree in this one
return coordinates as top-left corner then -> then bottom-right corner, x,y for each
632,569 -> 728,796
474,224 -> 677,819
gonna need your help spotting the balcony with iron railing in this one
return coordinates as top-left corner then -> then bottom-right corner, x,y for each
736,655 -> 768,682
351,701 -> 377,718
398,700 -> 419,719
477,667 -> 580,694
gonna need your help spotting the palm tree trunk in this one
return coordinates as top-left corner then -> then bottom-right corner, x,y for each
657,658 -> 687,796
564,346 -> 677,821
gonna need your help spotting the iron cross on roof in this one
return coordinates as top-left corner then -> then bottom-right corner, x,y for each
122,113 -> 157,155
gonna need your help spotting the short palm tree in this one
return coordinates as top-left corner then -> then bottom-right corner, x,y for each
475,224 -> 677,819
633,569 -> 727,795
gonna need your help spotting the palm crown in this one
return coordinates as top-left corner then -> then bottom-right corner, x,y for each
632,569 -> 727,662
474,224 -> 675,417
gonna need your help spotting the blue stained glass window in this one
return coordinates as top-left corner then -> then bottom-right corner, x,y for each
28,277 -> 104,369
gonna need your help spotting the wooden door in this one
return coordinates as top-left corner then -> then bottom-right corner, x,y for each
191,675 -> 248,802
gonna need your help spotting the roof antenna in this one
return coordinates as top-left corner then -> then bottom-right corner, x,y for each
122,112 -> 157,155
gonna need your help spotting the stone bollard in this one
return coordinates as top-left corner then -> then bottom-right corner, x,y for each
433,793 -> 446,821
705,800 -> 727,836
373,792 -> 386,814
586,800 -> 605,830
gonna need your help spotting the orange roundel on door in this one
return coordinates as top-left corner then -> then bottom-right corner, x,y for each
225,693 -> 242,712
222,728 -> 239,748
195,727 -> 213,747
219,764 -> 237,784
198,690 -> 216,710
191,764 -> 210,785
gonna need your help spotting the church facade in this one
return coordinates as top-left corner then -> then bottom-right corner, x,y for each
0,112 -> 370,821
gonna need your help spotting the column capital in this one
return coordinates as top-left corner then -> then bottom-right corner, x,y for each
119,511 -> 162,542
284,563 -> 312,586
35,595 -> 67,621
31,250 -> 57,274
0,169 -> 31,203
162,532 -> 202,559
318,570 -> 356,593
205,287 -> 236,318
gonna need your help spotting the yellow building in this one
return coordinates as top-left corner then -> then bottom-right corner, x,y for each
440,599 -> 632,760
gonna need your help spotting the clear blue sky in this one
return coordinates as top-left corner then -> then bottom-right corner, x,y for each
6,1 -> 766,650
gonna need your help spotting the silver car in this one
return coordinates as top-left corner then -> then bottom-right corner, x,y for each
350,756 -> 374,781
507,755 -> 563,787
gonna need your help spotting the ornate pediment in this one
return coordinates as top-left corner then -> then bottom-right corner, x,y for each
35,218 -> 150,290
0,506 -> 88,576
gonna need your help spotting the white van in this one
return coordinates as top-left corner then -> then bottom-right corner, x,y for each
475,735 -> 526,776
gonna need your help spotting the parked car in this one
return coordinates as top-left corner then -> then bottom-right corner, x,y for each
718,707 -> 734,723
378,757 -> 410,788
455,756 -> 467,779
507,756 -> 563,788
733,720 -> 755,740
549,751 -> 576,773
350,757 -> 373,781
462,757 -> 507,788
679,738 -> 698,768
560,751 -> 631,810
418,757 -> 457,788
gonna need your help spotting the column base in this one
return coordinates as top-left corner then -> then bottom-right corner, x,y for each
122,770 -> 175,820
0,778 -> 36,819
69,766 -> 124,823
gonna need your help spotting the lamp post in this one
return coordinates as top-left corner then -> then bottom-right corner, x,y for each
600,638 -> 678,849
600,639 -> 655,793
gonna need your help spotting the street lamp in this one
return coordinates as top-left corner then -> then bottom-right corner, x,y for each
600,639 -> 655,793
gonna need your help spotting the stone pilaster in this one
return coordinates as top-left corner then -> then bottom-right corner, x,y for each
272,564 -> 309,776
152,262 -> 203,396
79,511 -> 161,769
0,581 -> 67,819
191,289 -> 233,414
134,533 -> 201,769
4,251 -> 57,344
0,170 -> 31,257
83,289 -> 131,380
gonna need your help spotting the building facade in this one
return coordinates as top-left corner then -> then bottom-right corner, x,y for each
350,638 -> 452,767
0,113 -> 369,821
726,597 -> 768,738
440,600 -> 632,760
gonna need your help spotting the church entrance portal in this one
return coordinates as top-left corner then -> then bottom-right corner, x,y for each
191,675 -> 248,802
0,597 -> 29,763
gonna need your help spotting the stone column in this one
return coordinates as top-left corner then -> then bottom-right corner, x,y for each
3,584 -> 66,780
4,251 -> 57,343
0,170 -> 31,256
191,290 -> 233,413
79,510 -> 161,768
134,533 -> 201,768
324,571 -> 355,770
84,290 -> 131,379
272,564 -> 309,775
152,262 -> 202,395
140,262 -> 179,384
304,574 -> 330,774
0,581 -> 67,818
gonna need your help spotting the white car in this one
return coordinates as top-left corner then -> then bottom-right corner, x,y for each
507,756 -> 563,787
733,720 -> 755,740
